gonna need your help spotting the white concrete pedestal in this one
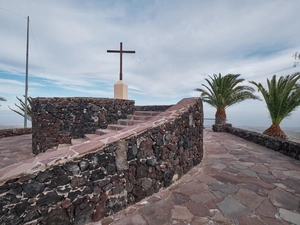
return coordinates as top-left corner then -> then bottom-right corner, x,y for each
114,80 -> 128,100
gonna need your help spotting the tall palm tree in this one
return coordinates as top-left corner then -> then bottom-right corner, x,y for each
196,73 -> 260,125
0,97 -> 6,106
250,72 -> 300,139
9,96 -> 32,121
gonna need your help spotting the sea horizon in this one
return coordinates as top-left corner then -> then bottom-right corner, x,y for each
1,123 -> 299,144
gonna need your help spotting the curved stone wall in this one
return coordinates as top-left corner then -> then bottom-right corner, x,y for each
226,127 -> 300,160
0,128 -> 32,138
0,98 -> 203,225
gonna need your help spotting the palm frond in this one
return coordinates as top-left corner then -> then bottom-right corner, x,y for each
250,72 -> 300,126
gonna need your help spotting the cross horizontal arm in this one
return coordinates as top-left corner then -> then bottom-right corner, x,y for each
107,50 -> 135,53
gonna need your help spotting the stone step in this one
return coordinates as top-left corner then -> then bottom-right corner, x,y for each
127,115 -> 154,121
117,119 -> 144,126
95,129 -> 117,136
84,134 -> 101,141
134,111 -> 161,117
107,124 -> 129,131
71,138 -> 87,145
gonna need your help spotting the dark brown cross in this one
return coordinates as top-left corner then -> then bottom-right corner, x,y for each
107,42 -> 135,81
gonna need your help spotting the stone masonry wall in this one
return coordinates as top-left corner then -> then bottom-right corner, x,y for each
32,98 -> 135,155
0,128 -> 32,138
0,98 -> 203,225
226,127 -> 300,160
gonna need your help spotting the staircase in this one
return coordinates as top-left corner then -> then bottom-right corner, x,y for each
53,110 -> 162,149
95,111 -> 161,136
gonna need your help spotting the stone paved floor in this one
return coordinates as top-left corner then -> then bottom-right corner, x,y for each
89,128 -> 300,225
0,134 -> 33,169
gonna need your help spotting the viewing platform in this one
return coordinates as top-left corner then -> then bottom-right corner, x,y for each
0,128 -> 299,224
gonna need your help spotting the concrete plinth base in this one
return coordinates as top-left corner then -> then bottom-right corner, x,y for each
114,80 -> 128,99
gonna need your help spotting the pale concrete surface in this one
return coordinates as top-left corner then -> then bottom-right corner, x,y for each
114,80 -> 128,100
88,128 -> 300,225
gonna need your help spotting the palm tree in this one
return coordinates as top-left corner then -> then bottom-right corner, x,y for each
9,96 -> 32,121
196,73 -> 260,125
0,97 -> 6,106
250,72 -> 300,139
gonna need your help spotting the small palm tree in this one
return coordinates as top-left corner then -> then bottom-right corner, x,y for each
0,97 -> 6,106
196,73 -> 260,125
250,72 -> 300,139
9,96 -> 32,121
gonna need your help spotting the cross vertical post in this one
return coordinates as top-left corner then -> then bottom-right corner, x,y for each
107,42 -> 135,81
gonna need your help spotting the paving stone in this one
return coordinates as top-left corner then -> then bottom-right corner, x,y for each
255,199 -> 277,218
260,217 -> 290,225
250,164 -> 269,174
281,177 -> 300,193
185,202 -> 210,217
257,173 -> 279,183
208,182 -> 239,195
269,187 -> 300,212
171,205 -> 193,222
167,192 -> 190,205
235,188 -> 264,211
216,196 -> 251,219
279,208 -> 300,225
190,192 -> 217,203
111,213 -> 148,225
138,199 -> 174,224
237,215 -> 266,225
191,217 -> 210,225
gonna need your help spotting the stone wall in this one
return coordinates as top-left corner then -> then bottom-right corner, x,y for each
32,98 -> 135,155
226,127 -> 300,160
0,98 -> 203,225
0,128 -> 32,138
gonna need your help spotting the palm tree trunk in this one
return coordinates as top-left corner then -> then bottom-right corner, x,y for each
263,125 -> 287,139
215,108 -> 226,125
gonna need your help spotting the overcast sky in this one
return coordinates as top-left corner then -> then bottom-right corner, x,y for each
0,0 -> 299,129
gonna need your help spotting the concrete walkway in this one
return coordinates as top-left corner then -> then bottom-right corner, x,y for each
89,128 -> 300,225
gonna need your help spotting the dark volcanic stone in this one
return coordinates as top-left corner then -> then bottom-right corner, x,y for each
97,179 -> 110,187
36,170 -> 54,182
74,203 -> 94,225
1,209 -> 23,225
37,192 -> 63,207
68,190 -> 82,201
41,208 -> 70,225
64,161 -> 80,175
2,193 -> 19,204
127,145 -> 138,160
71,176 -> 89,188
163,169 -> 174,187
83,185 -> 94,195
90,170 -> 105,181
22,183 -> 45,198
112,185 -> 124,195
15,200 -> 29,216
79,160 -> 90,171
136,164 -> 148,179
48,175 -> 70,188
107,164 -> 117,175
23,209 -> 40,222
52,165 -> 66,176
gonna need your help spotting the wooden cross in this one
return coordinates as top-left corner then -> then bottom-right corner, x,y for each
107,42 -> 135,81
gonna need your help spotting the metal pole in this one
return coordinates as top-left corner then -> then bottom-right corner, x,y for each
24,16 -> 29,128
120,42 -> 123,80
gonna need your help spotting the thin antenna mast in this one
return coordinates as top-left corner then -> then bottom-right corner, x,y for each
24,16 -> 29,128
